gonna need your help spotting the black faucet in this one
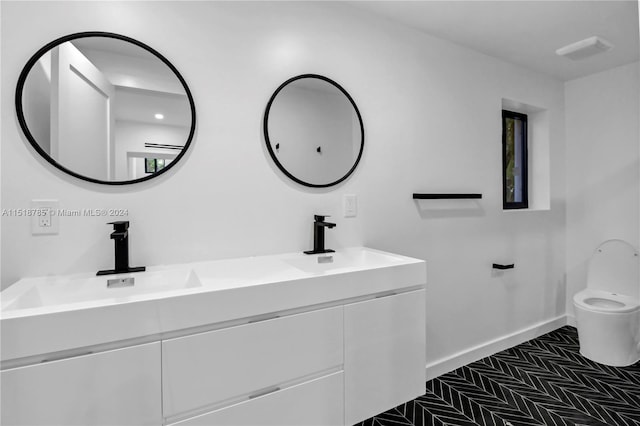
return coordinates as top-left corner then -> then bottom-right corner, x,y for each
97,221 -> 146,276
304,215 -> 336,255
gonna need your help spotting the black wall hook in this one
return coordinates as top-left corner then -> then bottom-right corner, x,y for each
316,146 -> 322,153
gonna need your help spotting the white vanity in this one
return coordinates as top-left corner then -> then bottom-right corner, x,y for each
1,247 -> 426,426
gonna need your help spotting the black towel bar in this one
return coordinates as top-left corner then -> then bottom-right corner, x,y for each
492,263 -> 515,270
413,193 -> 482,199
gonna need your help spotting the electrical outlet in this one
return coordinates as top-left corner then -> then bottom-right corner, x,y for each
31,200 -> 59,235
39,210 -> 51,227
343,194 -> 357,218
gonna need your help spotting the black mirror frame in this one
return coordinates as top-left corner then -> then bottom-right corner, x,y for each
263,74 -> 364,188
15,31 -> 197,185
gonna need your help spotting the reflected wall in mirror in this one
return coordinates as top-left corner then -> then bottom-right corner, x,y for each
264,74 -> 364,188
16,32 -> 196,185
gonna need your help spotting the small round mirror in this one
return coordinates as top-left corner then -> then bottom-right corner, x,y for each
264,74 -> 364,188
16,32 -> 196,185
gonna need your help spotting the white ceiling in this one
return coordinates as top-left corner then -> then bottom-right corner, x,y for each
349,1 -> 639,81
115,87 -> 191,127
72,38 -> 156,60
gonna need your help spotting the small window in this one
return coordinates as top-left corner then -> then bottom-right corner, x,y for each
145,158 -> 166,174
502,110 -> 528,209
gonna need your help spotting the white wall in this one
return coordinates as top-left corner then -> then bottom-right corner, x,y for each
565,61 -> 640,317
269,82 -> 355,185
52,42 -> 114,181
114,121 -> 185,180
1,1 -> 566,370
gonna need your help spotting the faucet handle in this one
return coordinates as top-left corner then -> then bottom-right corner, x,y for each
314,214 -> 330,221
108,221 -> 129,232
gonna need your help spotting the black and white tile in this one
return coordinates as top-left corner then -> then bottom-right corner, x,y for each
356,326 -> 640,426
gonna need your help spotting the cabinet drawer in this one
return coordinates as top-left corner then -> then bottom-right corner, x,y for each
162,306 -> 343,418
169,371 -> 344,426
1,342 -> 161,426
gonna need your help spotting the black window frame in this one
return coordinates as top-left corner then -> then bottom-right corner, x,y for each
145,158 -> 156,174
144,158 -> 166,174
502,110 -> 528,210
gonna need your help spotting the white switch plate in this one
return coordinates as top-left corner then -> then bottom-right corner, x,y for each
343,194 -> 357,218
31,200 -> 59,235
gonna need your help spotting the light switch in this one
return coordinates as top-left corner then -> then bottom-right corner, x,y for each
343,194 -> 357,218
31,200 -> 59,235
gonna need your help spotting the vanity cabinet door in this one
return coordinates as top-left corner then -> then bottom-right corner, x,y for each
169,371 -> 344,426
344,289 -> 426,425
1,342 -> 162,426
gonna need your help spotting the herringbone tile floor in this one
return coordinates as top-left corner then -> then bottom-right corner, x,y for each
357,326 -> 640,426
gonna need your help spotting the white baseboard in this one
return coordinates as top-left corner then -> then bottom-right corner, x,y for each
426,315 -> 569,381
565,314 -> 576,327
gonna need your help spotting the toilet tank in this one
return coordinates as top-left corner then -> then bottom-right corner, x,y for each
587,239 -> 639,299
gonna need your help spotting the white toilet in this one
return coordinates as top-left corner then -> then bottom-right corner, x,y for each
573,239 -> 640,366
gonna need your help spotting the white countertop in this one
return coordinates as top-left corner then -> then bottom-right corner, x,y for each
1,247 -> 426,363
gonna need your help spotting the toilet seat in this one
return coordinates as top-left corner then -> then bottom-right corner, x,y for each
573,288 -> 640,313
586,239 -> 639,298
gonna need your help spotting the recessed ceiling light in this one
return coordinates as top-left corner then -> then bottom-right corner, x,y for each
154,113 -> 164,120
556,36 -> 613,60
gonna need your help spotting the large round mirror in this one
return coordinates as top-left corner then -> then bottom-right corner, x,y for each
16,32 -> 196,185
264,74 -> 364,188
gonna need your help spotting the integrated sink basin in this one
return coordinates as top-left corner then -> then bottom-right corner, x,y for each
1,269 -> 202,314
1,247 -> 426,363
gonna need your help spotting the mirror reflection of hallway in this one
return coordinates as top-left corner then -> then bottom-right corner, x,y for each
18,33 -> 195,184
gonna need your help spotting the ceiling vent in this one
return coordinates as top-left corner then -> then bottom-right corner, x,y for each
556,36 -> 614,60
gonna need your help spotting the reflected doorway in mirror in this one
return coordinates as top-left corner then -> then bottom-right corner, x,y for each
16,32 -> 196,185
